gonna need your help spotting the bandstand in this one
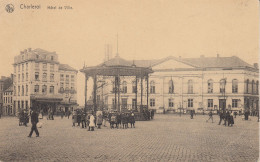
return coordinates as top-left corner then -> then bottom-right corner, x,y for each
80,56 -> 153,115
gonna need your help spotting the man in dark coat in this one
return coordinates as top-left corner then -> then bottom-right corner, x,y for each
218,111 -> 224,125
28,109 -> 39,137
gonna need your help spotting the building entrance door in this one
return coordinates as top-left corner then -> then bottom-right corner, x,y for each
219,99 -> 226,112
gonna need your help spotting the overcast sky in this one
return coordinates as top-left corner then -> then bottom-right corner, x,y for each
0,0 -> 259,106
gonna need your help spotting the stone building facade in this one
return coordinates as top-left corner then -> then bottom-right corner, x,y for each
13,48 -> 77,115
95,55 -> 259,114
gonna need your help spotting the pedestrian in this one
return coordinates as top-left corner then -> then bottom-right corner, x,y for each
234,111 -> 237,118
117,112 -> 122,128
72,110 -> 77,127
151,110 -> 154,119
218,111 -> 224,125
228,111 -> 234,126
224,111 -> 230,126
206,110 -> 213,123
89,114 -> 95,131
61,110 -> 64,119
190,110 -> 194,119
129,112 -> 135,128
81,111 -> 86,128
24,110 -> 29,126
67,110 -> 71,119
103,111 -> 107,127
77,110 -> 81,126
28,108 -> 39,137
97,113 -> 103,129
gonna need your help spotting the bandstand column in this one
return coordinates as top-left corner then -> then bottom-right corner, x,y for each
93,75 -> 97,112
117,75 -> 121,112
114,76 -> 117,111
135,76 -> 138,111
140,76 -> 143,113
84,74 -> 88,112
146,75 -> 149,110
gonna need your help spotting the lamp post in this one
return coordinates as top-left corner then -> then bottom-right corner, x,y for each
220,78 -> 227,112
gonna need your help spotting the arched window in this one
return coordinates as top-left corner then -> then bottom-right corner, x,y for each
252,80 -> 255,94
188,80 -> 193,94
132,80 -> 137,93
122,81 -> 127,93
150,81 -> 155,94
207,79 -> 213,93
220,79 -> 226,93
169,80 -> 174,94
232,79 -> 238,93
246,79 -> 250,94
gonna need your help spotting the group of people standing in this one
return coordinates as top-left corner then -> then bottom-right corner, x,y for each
108,112 -> 136,129
71,109 -> 136,131
218,110 -> 235,126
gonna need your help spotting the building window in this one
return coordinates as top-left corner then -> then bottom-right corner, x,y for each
42,85 -> 47,94
51,56 -> 54,60
232,79 -> 238,93
43,63 -> 47,71
25,101 -> 28,109
232,99 -> 238,108
220,79 -> 226,93
150,81 -> 155,94
18,74 -> 20,82
60,74 -> 64,81
22,64 -> 24,71
26,63 -> 28,71
34,85 -> 39,93
14,66 -> 16,73
208,79 -> 213,93
36,54 -> 39,59
50,86 -> 54,94
188,99 -> 193,108
71,75 -> 75,82
35,72 -> 39,81
122,81 -> 127,93
132,81 -> 137,93
14,86 -> 16,96
50,74 -> 54,82
26,85 -> 28,96
35,63 -> 39,70
257,81 -> 259,95
208,99 -> 213,108
22,73 -> 24,82
188,80 -> 193,94
26,73 -> 28,81
246,79 -> 249,94
66,75 -> 69,82
18,86 -> 20,96
18,65 -> 20,72
43,73 -> 47,82
22,85 -> 24,96
252,80 -> 255,94
50,64 -> 54,72
150,98 -> 155,107
121,98 -> 127,109
169,80 -> 174,94
168,98 -> 174,107
132,99 -> 136,109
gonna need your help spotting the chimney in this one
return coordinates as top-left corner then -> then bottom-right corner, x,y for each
253,63 -> 258,69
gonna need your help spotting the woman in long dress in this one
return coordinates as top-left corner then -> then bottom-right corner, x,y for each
89,114 -> 95,131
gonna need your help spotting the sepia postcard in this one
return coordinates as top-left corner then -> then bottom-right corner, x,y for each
0,0 -> 259,161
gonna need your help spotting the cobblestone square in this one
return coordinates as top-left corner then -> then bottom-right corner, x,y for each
0,114 -> 259,162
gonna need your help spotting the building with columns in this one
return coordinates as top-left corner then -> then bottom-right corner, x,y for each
13,48 -> 78,115
92,55 -> 259,114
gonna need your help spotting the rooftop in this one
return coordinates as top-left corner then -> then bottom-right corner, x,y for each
59,64 -> 78,72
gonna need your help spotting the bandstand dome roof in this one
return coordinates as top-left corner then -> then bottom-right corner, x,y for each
80,56 -> 153,77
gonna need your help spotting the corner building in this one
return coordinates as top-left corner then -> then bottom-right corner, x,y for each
13,48 -> 77,115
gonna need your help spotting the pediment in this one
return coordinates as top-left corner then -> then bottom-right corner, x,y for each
152,58 -> 195,70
